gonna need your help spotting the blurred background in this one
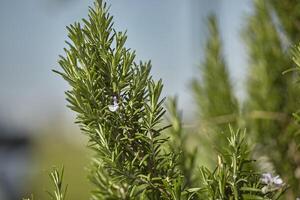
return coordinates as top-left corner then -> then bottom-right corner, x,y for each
0,0 -> 252,199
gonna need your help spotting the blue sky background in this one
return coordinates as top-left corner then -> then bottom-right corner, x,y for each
0,0 -> 252,131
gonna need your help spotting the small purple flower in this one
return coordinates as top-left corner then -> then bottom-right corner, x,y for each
108,96 -> 119,112
261,173 -> 284,194
273,175 -> 283,186
261,173 -> 284,187
261,173 -> 272,184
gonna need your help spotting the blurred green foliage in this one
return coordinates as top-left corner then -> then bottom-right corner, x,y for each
191,16 -> 239,168
244,1 -> 300,198
25,128 -> 91,200
191,0 -> 300,199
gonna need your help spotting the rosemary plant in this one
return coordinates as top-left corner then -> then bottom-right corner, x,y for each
47,168 -> 67,200
53,0 -> 194,199
24,0 -> 295,199
198,127 -> 287,200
